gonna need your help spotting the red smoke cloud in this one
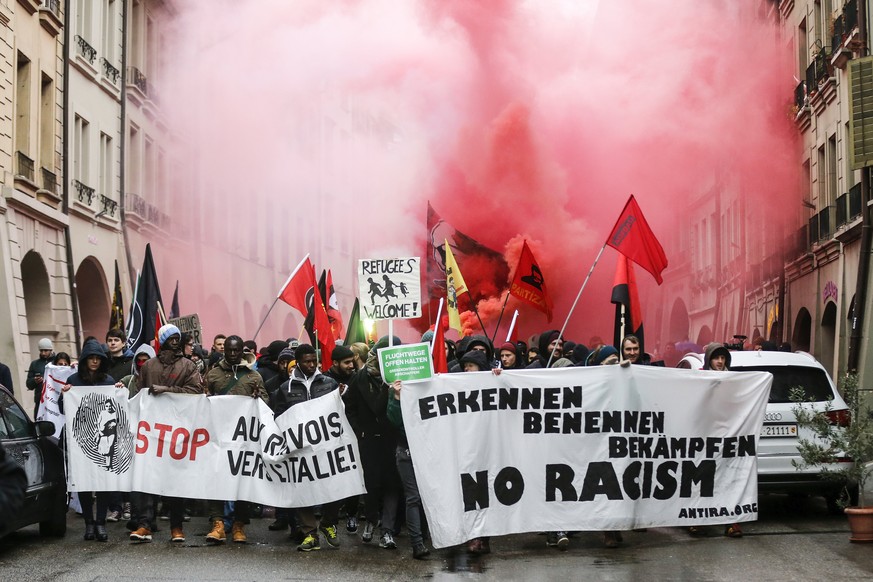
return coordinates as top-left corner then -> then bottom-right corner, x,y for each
158,1 -> 796,347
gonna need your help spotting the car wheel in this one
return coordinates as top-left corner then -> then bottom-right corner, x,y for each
39,489 -> 68,537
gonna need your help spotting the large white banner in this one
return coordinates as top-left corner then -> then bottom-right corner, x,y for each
36,364 -> 75,437
400,365 -> 772,548
64,389 -> 366,508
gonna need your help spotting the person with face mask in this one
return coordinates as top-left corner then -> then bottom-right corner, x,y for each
116,345 -> 156,396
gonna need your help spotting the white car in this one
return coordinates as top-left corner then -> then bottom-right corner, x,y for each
678,350 -> 853,510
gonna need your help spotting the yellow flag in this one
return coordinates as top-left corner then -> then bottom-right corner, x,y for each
445,240 -> 468,332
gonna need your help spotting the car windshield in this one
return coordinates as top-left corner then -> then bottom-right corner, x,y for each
732,365 -> 834,403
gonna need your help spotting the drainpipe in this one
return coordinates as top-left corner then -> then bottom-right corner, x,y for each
848,0 -> 870,373
120,0 -> 134,289
62,0 -> 83,351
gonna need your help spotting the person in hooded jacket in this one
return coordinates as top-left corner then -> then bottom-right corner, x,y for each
204,335 -> 267,545
257,340 -> 288,387
117,345 -> 156,397
129,324 -> 203,544
451,335 -> 496,372
61,338 -> 116,542
269,344 -> 342,551
526,330 -> 565,369
105,328 -> 134,383
498,342 -> 524,369
263,346 -> 297,533
343,335 -> 402,550
695,343 -> 744,539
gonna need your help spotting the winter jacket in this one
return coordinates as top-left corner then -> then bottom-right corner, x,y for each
119,345 -> 156,397
106,349 -> 134,385
386,395 -> 408,448
139,347 -> 203,394
204,351 -> 266,402
26,354 -> 53,406
257,359 -> 282,387
67,339 -> 115,387
344,367 -> 394,440
526,329 -> 563,369
270,368 -> 338,417
703,343 -> 732,370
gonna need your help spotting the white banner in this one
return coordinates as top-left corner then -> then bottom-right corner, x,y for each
65,389 -> 366,508
36,364 -> 75,438
400,366 -> 772,548
357,257 -> 421,320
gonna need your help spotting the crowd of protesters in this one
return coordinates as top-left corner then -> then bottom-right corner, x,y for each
14,324 -> 763,558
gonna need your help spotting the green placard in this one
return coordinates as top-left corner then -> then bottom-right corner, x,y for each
378,343 -> 433,383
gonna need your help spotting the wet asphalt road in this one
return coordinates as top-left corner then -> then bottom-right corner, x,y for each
1,495 -> 872,582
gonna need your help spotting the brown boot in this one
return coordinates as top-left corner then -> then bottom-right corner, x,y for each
206,520 -> 226,543
232,521 -> 247,543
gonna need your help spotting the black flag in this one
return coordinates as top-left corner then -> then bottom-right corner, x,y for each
344,298 -> 366,345
170,281 -> 180,319
109,260 -> 125,331
126,244 -> 164,352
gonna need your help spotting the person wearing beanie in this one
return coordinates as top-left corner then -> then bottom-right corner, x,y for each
257,339 -> 289,387
587,345 -> 620,366
130,323 -> 203,544
269,343 -> 341,550
26,337 -> 55,417
420,329 -> 435,344
60,338 -> 116,542
325,345 -> 356,388
460,349 -> 489,372
498,342 -> 523,370
344,335 -> 402,550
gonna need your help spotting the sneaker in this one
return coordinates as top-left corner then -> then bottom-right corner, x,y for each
546,531 -> 558,547
556,531 -> 569,551
297,532 -> 320,551
232,521 -> 247,543
121,502 -> 132,521
206,520 -> 226,543
320,524 -> 340,548
170,527 -> 185,543
106,510 -> 121,523
361,521 -> 375,543
412,542 -> 431,560
129,527 -> 152,542
379,530 -> 397,549
346,515 -> 358,534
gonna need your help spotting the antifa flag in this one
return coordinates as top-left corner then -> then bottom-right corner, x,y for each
318,270 -> 345,341
611,254 -> 644,351
426,201 -> 509,305
109,260 -> 125,331
279,256 -> 334,370
606,195 -> 668,285
126,244 -> 164,352
509,240 -> 553,322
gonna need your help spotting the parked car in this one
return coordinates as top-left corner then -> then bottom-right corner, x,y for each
678,350 -> 852,511
0,384 -> 67,537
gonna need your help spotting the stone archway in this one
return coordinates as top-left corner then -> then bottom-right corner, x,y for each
792,308 -> 812,353
204,295 -> 233,344
21,250 -> 53,354
696,325 -> 713,347
283,312 -> 301,342
669,299 -> 690,343
75,257 -> 111,342
820,302 -> 837,375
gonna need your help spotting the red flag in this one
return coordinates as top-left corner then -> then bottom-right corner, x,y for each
606,195 -> 668,284
509,241 -> 554,322
431,319 -> 448,373
611,254 -> 644,349
325,270 -> 345,340
279,255 -> 316,317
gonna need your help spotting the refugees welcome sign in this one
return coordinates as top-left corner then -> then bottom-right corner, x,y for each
400,366 -> 771,548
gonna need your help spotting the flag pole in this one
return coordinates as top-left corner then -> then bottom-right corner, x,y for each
547,242 -> 608,367
490,291 -> 511,344
254,254 -> 312,343
505,309 -> 519,343
431,298 -> 444,351
252,296 -> 281,342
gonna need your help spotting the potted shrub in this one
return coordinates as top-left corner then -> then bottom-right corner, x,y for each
791,372 -> 873,542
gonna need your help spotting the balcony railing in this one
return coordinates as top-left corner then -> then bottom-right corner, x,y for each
101,58 -> 120,84
846,0 -> 859,33
41,168 -> 57,194
126,192 -> 171,229
833,14 -> 845,55
849,182 -> 863,219
15,151 -> 34,182
42,0 -> 60,17
836,192 -> 848,226
794,80 -> 806,109
128,66 -> 148,96
75,35 -> 97,65
787,225 -> 808,257
819,205 -> 835,240
100,194 -> 118,217
808,213 -> 820,244
73,179 -> 95,205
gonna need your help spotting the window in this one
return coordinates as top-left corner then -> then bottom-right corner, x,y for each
100,132 -> 113,198
16,52 -> 31,154
130,0 -> 142,68
817,144 -> 826,206
76,0 -> 92,38
827,134 -> 838,206
144,137 -> 154,201
0,391 -> 35,439
102,0 -> 117,62
128,124 -> 140,194
74,114 -> 91,184
798,18 -> 808,77
39,73 -> 53,170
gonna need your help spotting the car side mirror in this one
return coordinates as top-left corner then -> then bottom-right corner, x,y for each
35,420 -> 56,437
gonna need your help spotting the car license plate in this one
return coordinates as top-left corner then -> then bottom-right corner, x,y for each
760,423 -> 797,438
